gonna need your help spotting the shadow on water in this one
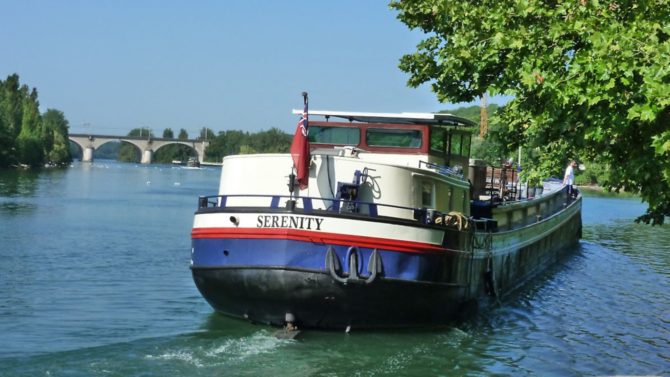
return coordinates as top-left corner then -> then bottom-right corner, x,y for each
0,169 -> 40,197
0,167 -> 68,215
200,310 -> 464,337
0,167 -> 69,196
0,169 -> 40,215
0,201 -> 37,214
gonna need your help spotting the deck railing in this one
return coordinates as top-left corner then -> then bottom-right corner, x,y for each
484,164 -> 519,201
418,160 -> 464,180
197,194 -> 444,225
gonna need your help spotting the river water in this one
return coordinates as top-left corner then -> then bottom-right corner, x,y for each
0,161 -> 668,376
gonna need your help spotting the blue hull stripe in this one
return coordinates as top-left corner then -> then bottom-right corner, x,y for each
192,238 -> 457,282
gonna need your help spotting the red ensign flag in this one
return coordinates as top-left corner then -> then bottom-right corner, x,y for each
290,93 -> 309,189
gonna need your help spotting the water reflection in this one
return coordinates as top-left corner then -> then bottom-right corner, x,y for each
0,169 -> 40,215
0,169 -> 41,197
585,221 -> 670,277
0,168 -> 69,215
0,201 -> 37,214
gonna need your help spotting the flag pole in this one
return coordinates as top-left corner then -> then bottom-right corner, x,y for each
288,92 -> 310,208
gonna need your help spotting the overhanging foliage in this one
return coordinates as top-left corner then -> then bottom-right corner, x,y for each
391,0 -> 670,224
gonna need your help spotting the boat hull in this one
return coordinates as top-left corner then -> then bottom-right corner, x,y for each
191,180 -> 581,329
190,196 -> 582,329
191,266 -> 469,328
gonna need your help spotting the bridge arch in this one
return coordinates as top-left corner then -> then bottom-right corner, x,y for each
68,134 -> 209,164
153,141 -> 199,154
69,138 -> 145,162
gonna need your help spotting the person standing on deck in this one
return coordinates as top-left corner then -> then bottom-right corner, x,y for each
563,160 -> 577,198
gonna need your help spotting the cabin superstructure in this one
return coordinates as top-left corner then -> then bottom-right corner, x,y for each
218,110 -> 477,220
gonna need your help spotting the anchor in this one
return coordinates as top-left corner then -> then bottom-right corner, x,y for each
325,246 -> 383,285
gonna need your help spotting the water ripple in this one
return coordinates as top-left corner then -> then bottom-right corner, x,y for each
1,164 -> 669,376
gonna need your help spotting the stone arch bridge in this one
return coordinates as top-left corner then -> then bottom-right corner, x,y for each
69,134 -> 209,164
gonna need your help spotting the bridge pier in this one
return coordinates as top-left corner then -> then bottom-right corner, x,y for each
141,149 -> 153,164
82,147 -> 94,162
195,141 -> 209,164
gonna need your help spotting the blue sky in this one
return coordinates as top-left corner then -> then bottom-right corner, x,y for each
2,0 -> 507,137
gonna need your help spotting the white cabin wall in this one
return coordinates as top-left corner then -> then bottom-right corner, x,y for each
313,156 -> 418,218
311,153 -> 470,218
219,154 -> 294,195
219,153 -> 470,219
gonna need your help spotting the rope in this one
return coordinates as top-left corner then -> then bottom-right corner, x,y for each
434,211 -> 470,231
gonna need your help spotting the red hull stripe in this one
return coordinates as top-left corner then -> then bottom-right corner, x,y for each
191,227 -> 447,254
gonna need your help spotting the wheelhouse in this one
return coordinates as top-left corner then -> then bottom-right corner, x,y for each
305,111 -> 475,171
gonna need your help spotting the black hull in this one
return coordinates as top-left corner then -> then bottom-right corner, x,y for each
191,267 -> 471,329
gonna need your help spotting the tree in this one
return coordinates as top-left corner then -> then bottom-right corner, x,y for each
118,128 -> 154,162
0,112 -> 10,166
444,104 -> 498,124
163,128 -> 174,138
154,144 -> 194,163
0,74 -> 23,144
199,127 -> 215,140
42,109 -> 71,165
0,74 -> 71,168
178,129 -> 188,140
391,0 -> 670,224
249,127 -> 292,153
203,128 -> 292,162
441,105 -> 503,163
204,130 -> 249,162
16,87 -> 44,166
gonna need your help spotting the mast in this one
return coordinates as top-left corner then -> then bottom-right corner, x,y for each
480,93 -> 488,137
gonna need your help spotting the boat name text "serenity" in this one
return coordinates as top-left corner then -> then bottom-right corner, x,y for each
256,215 -> 324,231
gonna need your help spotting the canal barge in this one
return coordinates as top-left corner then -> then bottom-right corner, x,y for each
190,103 -> 582,329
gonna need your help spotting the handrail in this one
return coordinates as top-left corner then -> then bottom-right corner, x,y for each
483,164 -> 520,202
197,193 -> 440,224
418,160 -> 464,180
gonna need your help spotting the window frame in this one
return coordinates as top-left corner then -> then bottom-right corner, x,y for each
365,128 -> 423,149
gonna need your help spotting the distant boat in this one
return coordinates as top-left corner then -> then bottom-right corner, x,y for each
171,159 -> 183,165
186,157 -> 200,168
190,108 -> 582,330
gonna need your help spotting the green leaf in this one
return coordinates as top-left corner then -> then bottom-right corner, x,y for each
393,0 -> 670,223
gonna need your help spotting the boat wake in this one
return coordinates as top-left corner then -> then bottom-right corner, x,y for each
144,330 -> 293,368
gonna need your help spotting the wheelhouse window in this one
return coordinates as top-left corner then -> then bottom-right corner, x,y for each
450,133 -> 471,157
450,133 -> 462,156
461,134 -> 471,157
366,129 -> 422,148
308,126 -> 360,145
430,127 -> 446,153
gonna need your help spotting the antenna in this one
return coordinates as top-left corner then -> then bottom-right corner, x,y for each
480,93 -> 488,137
